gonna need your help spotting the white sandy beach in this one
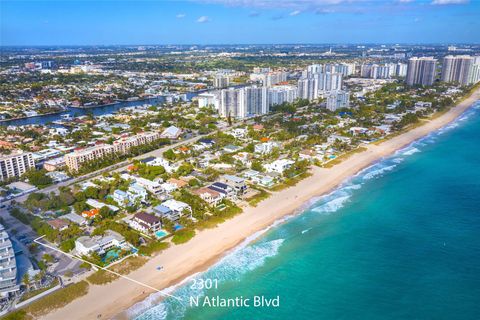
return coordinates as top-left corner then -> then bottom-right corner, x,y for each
41,88 -> 480,320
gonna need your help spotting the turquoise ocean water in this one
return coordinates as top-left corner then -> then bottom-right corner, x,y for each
130,101 -> 480,320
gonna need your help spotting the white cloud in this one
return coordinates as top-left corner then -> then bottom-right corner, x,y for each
431,0 -> 469,4
289,10 -> 301,16
398,0 -> 414,3
315,8 -> 336,14
197,16 -> 211,23
176,13 -> 186,18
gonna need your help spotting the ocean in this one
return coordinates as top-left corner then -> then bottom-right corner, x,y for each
129,101 -> 480,320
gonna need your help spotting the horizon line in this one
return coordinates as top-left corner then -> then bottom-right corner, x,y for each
2,42 -> 480,48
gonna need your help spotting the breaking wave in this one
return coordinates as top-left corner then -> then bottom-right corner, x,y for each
129,236 -> 285,320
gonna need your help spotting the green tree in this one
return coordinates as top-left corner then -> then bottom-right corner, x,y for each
22,273 -> 31,290
73,201 -> 87,214
251,160 -> 264,172
163,149 -> 176,161
84,187 -> 98,199
22,169 -> 53,188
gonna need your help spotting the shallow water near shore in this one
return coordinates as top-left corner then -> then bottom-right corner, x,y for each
130,101 -> 480,320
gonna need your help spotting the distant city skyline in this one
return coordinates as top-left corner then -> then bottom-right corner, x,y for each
1,0 -> 479,46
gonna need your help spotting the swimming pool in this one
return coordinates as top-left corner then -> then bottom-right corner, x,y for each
102,249 -> 120,263
155,230 -> 169,239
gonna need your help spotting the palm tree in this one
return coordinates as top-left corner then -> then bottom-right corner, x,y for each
22,273 -> 31,291
33,272 -> 43,289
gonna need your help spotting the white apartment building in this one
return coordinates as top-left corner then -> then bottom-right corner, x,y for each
441,55 -> 480,85
219,87 -> 245,118
197,93 -> 219,109
244,86 -> 268,115
396,63 -> 408,77
219,86 -> 269,118
361,63 -> 405,79
250,70 -> 288,87
469,57 -> 480,85
298,76 -> 319,100
298,66 -> 343,101
406,57 -> 437,86
326,91 -> 351,111
268,85 -> 298,107
306,63 -> 354,77
317,72 -> 343,92
0,224 -> 19,299
214,74 -> 230,88
0,151 -> 35,181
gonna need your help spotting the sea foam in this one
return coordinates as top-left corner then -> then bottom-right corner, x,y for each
129,232 -> 286,319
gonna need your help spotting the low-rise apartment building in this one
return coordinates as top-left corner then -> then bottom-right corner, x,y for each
65,132 -> 161,171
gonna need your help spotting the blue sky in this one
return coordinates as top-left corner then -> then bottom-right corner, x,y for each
1,0 -> 479,45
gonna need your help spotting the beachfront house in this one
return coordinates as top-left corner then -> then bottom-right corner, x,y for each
152,204 -> 174,220
252,174 -> 275,187
299,149 -> 315,161
222,175 -> 248,196
75,230 -> 126,256
193,187 -> 224,207
349,127 -> 369,136
264,159 -> 295,174
208,182 -> 236,200
128,212 -> 162,234
157,199 -> 192,221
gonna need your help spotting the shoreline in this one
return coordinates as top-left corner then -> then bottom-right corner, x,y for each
41,87 -> 480,320
0,110 -> 66,123
69,101 -> 118,109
